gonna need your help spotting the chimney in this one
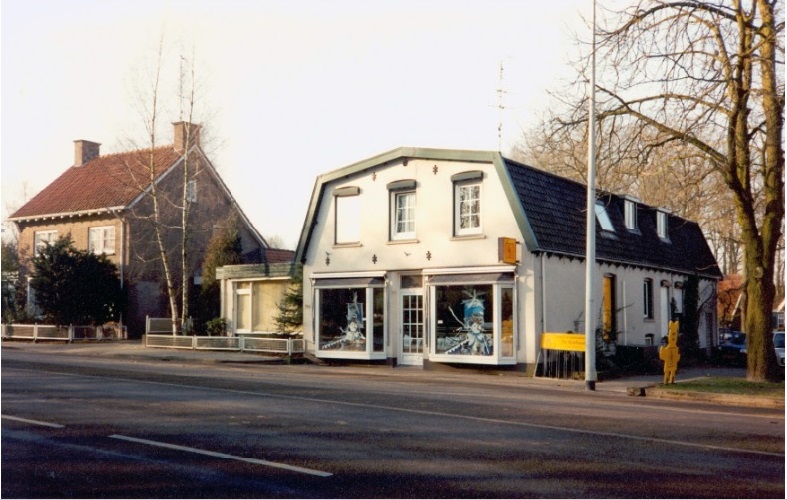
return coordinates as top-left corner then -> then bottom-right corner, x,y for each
173,121 -> 201,153
74,140 -> 101,166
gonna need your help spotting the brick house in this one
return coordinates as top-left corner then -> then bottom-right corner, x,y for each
8,122 -> 288,335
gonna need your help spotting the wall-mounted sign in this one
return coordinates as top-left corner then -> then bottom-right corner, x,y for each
541,333 -> 586,352
498,237 -> 517,264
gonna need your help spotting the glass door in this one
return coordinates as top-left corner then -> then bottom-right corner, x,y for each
399,291 -> 424,366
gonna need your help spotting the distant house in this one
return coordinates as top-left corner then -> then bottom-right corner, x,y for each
295,147 -> 722,371
8,122 -> 278,335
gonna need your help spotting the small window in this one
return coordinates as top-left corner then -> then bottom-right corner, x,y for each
594,202 -> 614,232
187,180 -> 197,203
88,226 -> 116,255
643,278 -> 654,319
335,188 -> 360,244
657,211 -> 669,239
34,230 -> 58,254
455,183 -> 482,235
391,191 -> 416,240
625,199 -> 638,231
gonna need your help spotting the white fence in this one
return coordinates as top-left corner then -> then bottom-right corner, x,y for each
145,334 -> 305,356
2,323 -> 127,342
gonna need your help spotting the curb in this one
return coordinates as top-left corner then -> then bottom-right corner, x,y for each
642,386 -> 785,409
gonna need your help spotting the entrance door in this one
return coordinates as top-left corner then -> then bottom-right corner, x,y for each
399,291 -> 424,366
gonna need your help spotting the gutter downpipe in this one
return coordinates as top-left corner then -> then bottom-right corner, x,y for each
584,0 -> 598,391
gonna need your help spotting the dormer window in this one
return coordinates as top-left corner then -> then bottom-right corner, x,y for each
657,210 -> 670,240
624,197 -> 639,231
594,202 -> 614,232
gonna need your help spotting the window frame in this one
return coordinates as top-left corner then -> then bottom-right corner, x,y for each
391,190 -> 416,241
186,180 -> 197,203
428,276 -> 516,366
643,278 -> 654,320
314,281 -> 387,360
454,181 -> 483,236
594,202 -> 615,232
334,187 -> 361,245
657,211 -> 669,240
88,226 -> 116,255
34,230 -> 58,254
624,199 -> 639,231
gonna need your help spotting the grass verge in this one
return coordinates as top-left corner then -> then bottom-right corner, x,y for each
667,377 -> 785,398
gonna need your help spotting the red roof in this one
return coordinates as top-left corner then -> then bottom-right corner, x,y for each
10,146 -> 182,220
264,248 -> 296,263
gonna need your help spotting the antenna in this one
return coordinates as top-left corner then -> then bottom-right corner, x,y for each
496,61 -> 507,151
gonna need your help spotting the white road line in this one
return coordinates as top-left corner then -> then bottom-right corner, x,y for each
6,367 -> 783,458
1,414 -> 65,428
109,434 -> 333,477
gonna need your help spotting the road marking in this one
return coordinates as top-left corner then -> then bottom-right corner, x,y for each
1,414 -> 65,428
109,434 -> 333,477
6,367 -> 783,459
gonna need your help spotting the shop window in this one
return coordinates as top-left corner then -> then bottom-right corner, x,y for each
315,278 -> 386,359
430,274 -> 516,365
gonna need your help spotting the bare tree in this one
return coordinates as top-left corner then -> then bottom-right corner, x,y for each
525,0 -> 783,381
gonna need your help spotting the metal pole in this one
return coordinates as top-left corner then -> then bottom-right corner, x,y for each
584,0 -> 598,391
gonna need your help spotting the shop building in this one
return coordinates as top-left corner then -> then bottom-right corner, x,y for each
294,148 -> 721,370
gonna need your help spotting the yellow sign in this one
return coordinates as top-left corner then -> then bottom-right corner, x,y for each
541,333 -> 586,352
498,237 -> 517,264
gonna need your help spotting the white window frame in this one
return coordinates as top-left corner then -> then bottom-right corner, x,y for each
454,182 -> 482,236
34,230 -> 58,253
625,199 -> 638,231
391,191 -> 416,240
428,278 -> 517,366
657,211 -> 669,240
314,283 -> 387,360
88,226 -> 116,255
594,202 -> 614,232
643,278 -> 654,320
335,188 -> 361,245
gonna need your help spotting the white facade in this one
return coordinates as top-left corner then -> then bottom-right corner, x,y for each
296,148 -> 720,371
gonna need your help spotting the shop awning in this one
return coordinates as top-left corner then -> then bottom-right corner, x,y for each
428,273 -> 514,285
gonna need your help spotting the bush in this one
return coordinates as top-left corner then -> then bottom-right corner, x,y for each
205,317 -> 227,337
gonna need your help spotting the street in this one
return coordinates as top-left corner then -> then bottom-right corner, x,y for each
2,345 -> 784,498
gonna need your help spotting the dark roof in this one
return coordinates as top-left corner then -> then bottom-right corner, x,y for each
10,146 -> 181,219
504,158 -> 722,278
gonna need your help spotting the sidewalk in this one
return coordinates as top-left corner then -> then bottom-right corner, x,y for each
3,339 -> 780,408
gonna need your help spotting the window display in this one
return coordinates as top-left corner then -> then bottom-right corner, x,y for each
319,288 -> 367,351
434,284 -> 494,356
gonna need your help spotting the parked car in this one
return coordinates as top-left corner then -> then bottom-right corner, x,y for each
717,332 -> 747,366
773,331 -> 784,367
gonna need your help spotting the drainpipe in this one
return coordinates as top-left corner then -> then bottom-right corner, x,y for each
541,253 -> 547,334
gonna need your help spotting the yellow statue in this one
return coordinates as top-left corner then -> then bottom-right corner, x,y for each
659,320 -> 681,384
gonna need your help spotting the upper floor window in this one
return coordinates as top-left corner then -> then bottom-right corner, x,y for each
187,180 -> 197,203
643,278 -> 654,319
334,186 -> 360,245
388,179 -> 417,241
624,197 -> 639,231
452,171 -> 483,236
34,230 -> 58,254
594,202 -> 615,232
89,226 -> 116,255
657,210 -> 669,240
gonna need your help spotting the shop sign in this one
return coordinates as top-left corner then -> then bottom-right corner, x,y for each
541,333 -> 586,352
498,237 -> 517,264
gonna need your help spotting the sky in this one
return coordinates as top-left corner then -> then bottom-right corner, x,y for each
2,0 -> 591,250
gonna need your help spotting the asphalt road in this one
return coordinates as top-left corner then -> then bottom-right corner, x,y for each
2,346 -> 784,498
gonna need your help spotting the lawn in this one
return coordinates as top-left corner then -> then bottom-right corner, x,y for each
669,377 -> 785,398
